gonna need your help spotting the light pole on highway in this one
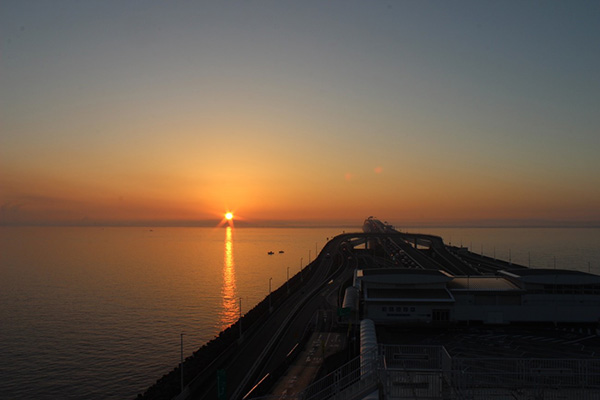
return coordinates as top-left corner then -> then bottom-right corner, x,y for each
269,277 -> 273,313
239,297 -> 243,338
180,333 -> 185,394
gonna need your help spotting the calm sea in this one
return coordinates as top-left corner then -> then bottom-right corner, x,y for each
1,226 -> 599,399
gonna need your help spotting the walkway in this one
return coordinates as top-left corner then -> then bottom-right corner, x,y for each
270,332 -> 345,397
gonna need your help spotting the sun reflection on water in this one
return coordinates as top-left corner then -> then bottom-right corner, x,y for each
220,226 -> 238,329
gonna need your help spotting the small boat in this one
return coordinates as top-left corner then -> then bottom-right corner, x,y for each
278,250 -> 284,254
268,251 -> 274,255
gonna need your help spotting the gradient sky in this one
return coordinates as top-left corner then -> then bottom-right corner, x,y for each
1,1 -> 599,226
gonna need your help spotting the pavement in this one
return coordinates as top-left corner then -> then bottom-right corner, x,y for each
270,331 -> 345,398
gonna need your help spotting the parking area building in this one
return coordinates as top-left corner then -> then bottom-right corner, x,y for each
351,268 -> 600,325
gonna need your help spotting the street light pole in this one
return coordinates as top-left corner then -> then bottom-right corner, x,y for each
269,277 -> 273,313
180,333 -> 184,394
239,297 -> 243,338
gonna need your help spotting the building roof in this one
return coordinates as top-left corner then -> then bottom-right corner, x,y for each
366,288 -> 454,302
448,276 -> 521,291
359,268 -> 453,285
500,269 -> 600,285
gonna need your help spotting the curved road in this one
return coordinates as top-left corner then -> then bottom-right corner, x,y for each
189,233 -> 351,400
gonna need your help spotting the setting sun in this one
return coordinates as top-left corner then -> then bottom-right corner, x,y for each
225,212 -> 233,221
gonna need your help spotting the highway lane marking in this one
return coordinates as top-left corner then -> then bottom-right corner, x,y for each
565,335 -> 597,345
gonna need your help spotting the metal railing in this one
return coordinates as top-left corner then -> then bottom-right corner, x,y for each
247,345 -> 600,399
449,357 -> 600,400
299,349 -> 378,400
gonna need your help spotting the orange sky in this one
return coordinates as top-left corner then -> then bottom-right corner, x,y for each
1,2 -> 599,227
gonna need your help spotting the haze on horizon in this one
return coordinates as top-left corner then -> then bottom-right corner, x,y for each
1,1 -> 599,228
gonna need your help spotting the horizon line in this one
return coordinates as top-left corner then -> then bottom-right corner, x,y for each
1,218 -> 599,229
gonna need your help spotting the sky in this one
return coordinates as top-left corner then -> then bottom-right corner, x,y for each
1,1 -> 599,227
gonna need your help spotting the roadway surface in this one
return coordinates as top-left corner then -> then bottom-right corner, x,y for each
269,331 -> 345,398
364,217 -> 488,275
189,233 -> 353,400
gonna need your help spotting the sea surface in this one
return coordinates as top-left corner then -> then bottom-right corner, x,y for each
1,226 -> 599,399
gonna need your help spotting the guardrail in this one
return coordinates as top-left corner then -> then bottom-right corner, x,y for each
230,248 -> 345,400
295,345 -> 600,400
300,350 -> 379,400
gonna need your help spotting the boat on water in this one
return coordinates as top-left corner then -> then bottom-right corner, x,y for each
268,251 -> 274,255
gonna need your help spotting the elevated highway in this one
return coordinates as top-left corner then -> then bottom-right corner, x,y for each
170,220 -> 533,400
363,218 -> 480,275
182,232 -> 358,400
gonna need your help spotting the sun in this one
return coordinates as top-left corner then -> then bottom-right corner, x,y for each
217,211 -> 236,227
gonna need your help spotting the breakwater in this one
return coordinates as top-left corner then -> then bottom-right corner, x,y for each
135,261 -> 320,400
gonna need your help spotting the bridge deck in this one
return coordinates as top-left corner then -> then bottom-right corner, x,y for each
270,332 -> 345,397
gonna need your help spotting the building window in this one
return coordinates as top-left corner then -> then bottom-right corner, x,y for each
382,306 -> 387,312
410,307 -> 415,312
432,309 -> 450,322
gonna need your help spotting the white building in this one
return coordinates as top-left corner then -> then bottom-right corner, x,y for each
351,268 -> 600,325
